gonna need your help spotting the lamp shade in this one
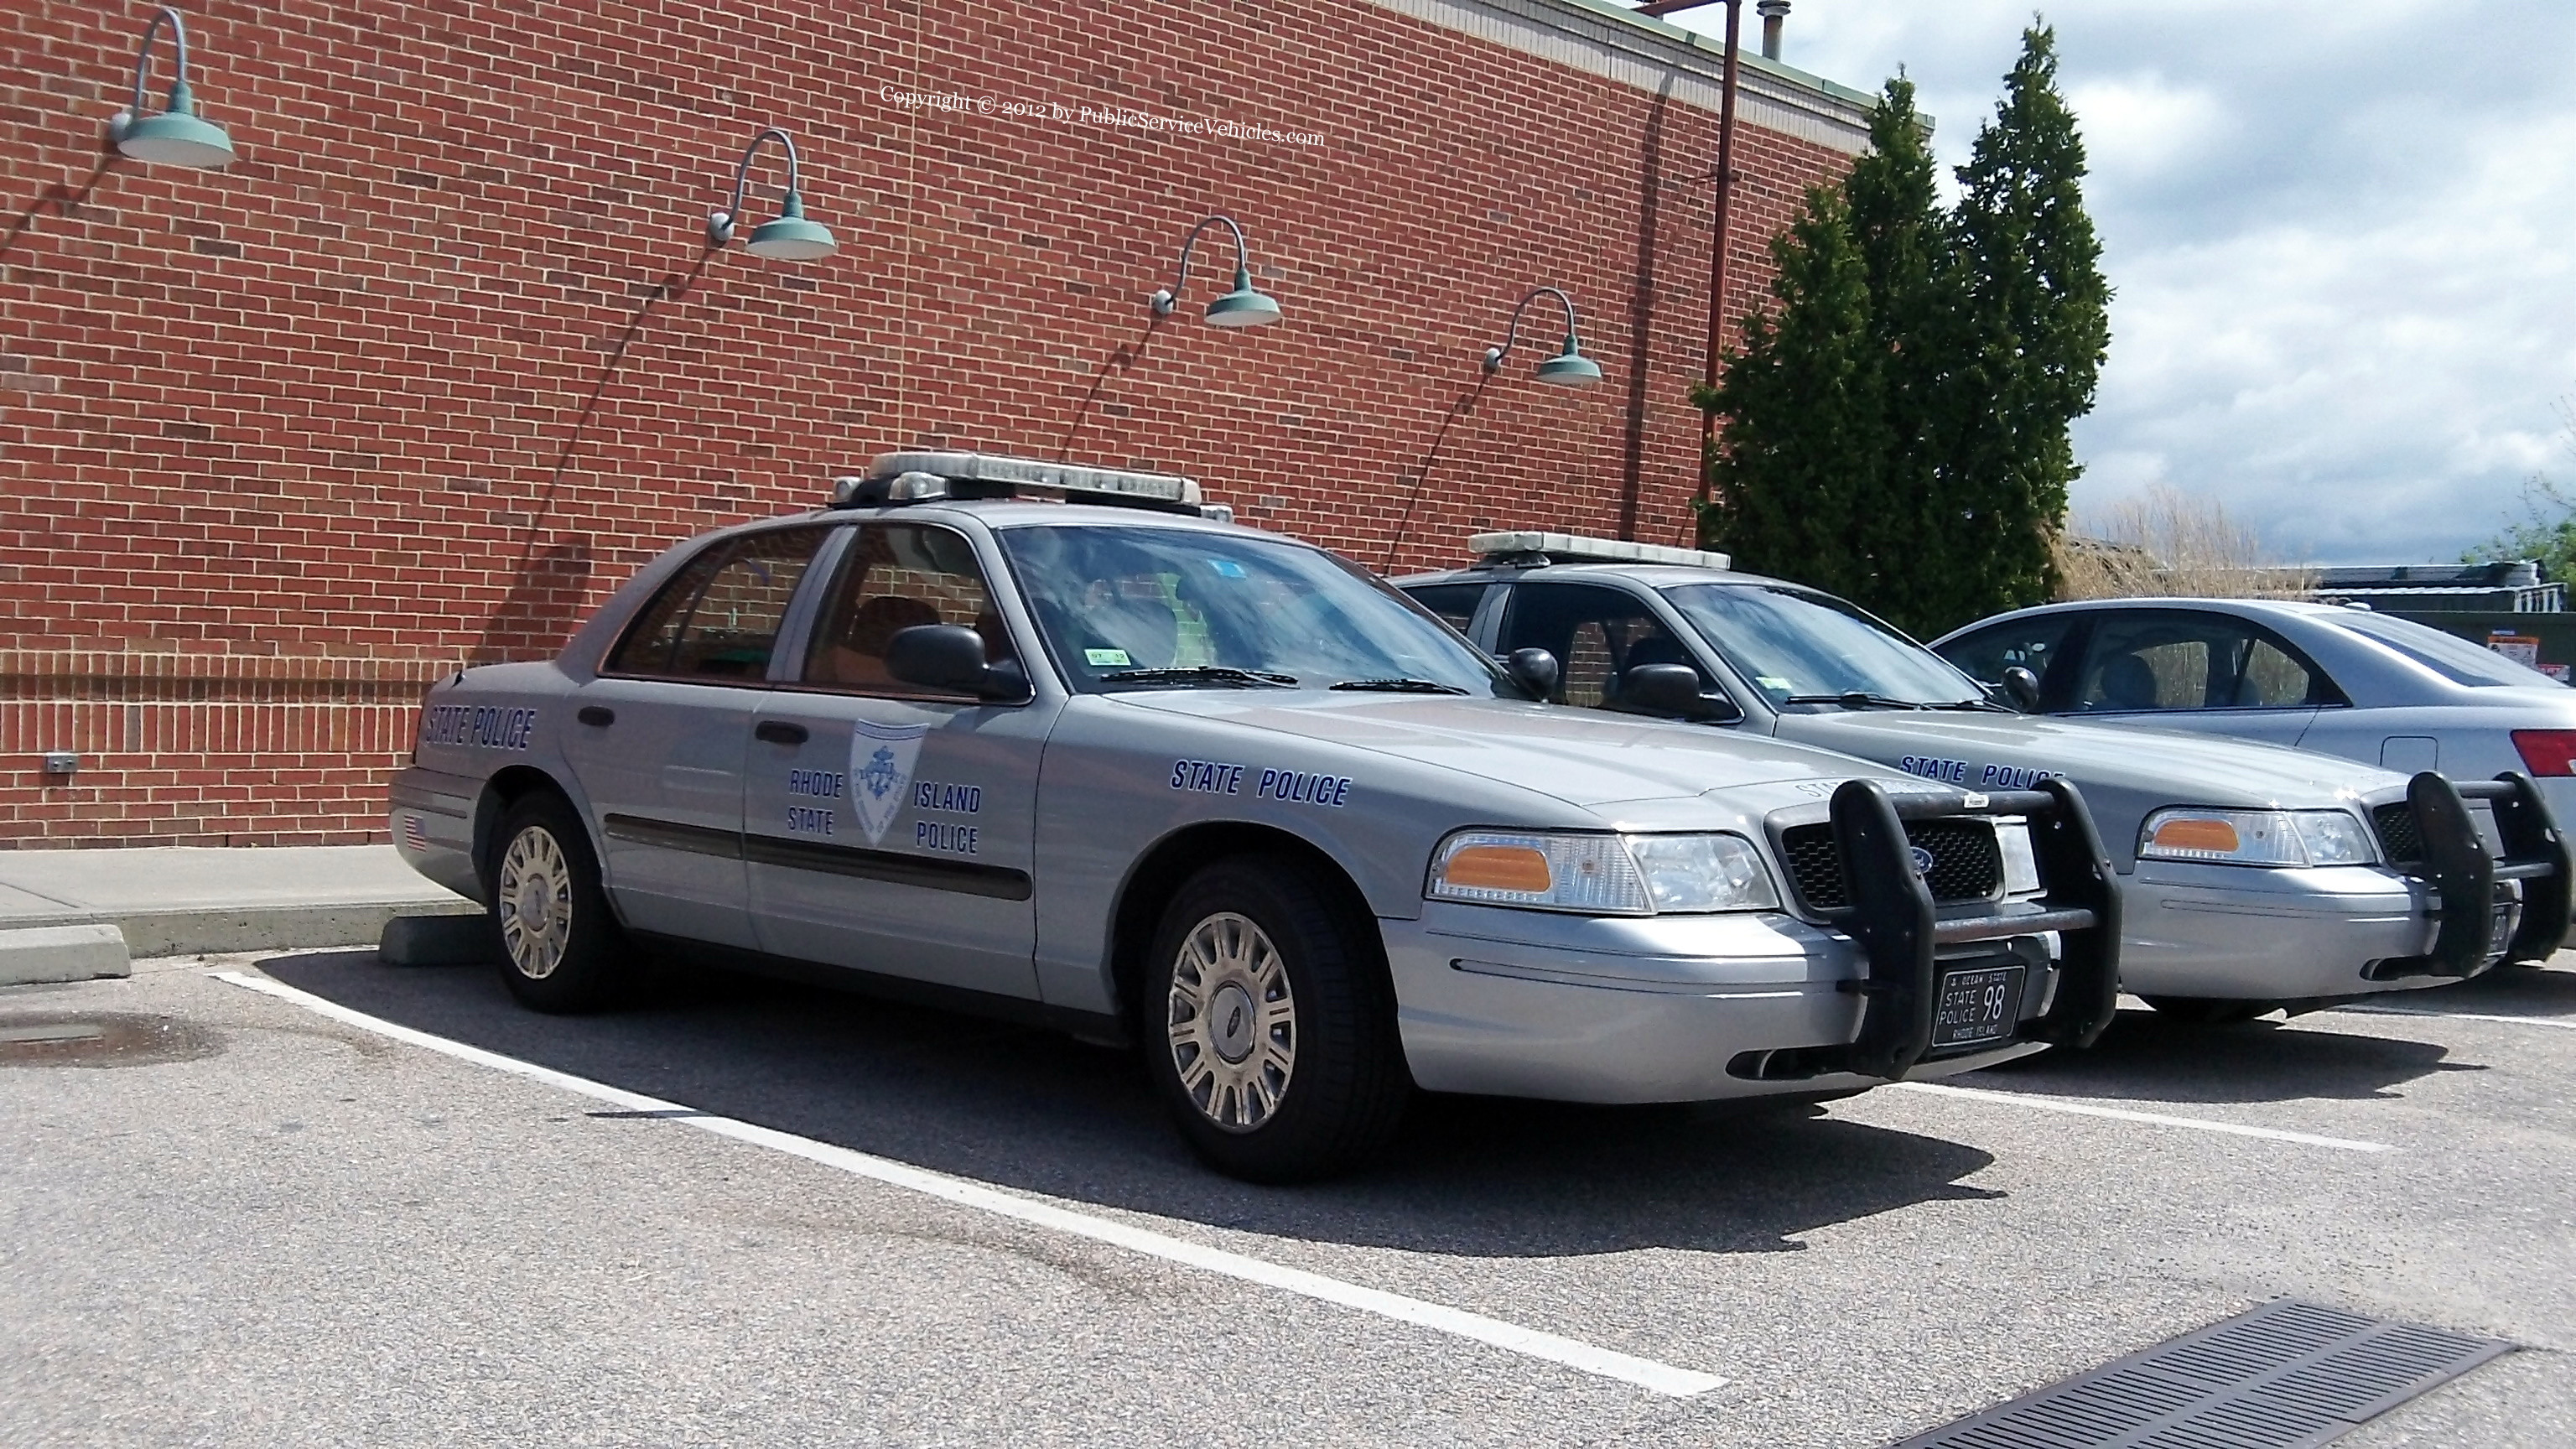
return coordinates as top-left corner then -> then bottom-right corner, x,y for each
744,190 -> 835,260
1535,340 -> 1603,387
1203,266 -> 1282,328
115,106 -> 234,169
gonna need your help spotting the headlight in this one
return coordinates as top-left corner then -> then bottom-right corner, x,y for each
1996,818 -> 2044,895
1426,830 -> 1779,915
2138,808 -> 2377,867
1626,833 -> 1782,912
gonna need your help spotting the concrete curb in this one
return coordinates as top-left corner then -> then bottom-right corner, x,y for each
0,898 -> 481,958
380,911 -> 499,967
0,923 -> 132,985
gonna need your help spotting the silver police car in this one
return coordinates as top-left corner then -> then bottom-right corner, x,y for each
1398,532 -> 2569,1024
391,454 -> 2119,1181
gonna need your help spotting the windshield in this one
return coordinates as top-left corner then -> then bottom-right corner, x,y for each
1661,583 -> 1986,706
998,524 -> 1515,695
2326,610 -> 2563,688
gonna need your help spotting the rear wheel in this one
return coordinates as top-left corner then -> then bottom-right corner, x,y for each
487,792 -> 630,1013
1144,856 -> 1409,1182
2139,995 -> 2273,1025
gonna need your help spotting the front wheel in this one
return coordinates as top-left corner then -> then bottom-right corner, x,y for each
487,792 -> 630,1013
1144,856 -> 1410,1182
2139,995 -> 2273,1026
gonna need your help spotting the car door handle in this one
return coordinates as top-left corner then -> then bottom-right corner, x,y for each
577,706 -> 615,727
754,720 -> 810,745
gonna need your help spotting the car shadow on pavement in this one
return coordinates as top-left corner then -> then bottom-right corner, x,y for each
255,950 -> 2002,1259
1969,1005 -> 2471,1105
2434,962 -> 2576,1015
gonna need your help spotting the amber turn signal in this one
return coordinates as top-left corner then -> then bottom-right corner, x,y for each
1439,844 -> 1554,893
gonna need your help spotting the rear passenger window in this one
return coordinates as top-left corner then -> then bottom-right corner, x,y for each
2075,612 -> 2329,712
605,528 -> 828,681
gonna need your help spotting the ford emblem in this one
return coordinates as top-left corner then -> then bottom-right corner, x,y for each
1908,845 -> 1935,877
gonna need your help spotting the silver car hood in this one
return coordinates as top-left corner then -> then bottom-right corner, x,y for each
1783,709 -> 2405,807
1113,692 -> 1920,807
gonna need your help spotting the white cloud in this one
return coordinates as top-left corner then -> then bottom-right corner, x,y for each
1660,0 -> 2576,563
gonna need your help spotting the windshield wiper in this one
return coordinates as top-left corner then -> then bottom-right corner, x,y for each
1781,691 -> 1935,710
1331,678 -> 1468,694
1099,666 -> 1299,688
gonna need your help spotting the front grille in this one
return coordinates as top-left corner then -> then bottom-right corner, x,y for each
2373,802 -> 2422,865
1779,818 -> 2002,911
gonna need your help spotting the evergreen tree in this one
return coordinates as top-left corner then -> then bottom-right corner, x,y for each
1695,184 -> 1884,602
1842,73 -> 1962,636
1938,22 -> 2111,627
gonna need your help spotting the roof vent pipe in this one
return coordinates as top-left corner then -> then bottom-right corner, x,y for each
1758,0 -> 1789,60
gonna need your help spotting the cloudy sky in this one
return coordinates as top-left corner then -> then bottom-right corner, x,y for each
1663,0 -> 2576,564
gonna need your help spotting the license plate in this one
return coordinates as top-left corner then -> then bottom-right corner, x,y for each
1931,964 -> 2025,1049
2487,902 -> 2516,960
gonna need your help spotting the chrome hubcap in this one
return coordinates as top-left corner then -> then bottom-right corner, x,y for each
1166,911 -> 1296,1133
496,824 -> 573,980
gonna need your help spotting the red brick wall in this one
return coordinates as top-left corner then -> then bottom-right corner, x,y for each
0,0 -> 1853,845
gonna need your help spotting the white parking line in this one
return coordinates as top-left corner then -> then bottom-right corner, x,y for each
211,970 -> 1723,1399
2336,1006 -> 2576,1031
1888,1081 -> 2396,1154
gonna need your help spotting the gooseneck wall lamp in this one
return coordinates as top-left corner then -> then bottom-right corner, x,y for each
1482,286 -> 1603,388
106,6 -> 236,169
705,127 -> 837,261
1148,214 -> 1282,328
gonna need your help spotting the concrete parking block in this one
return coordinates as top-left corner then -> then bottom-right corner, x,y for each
380,912 -> 498,967
0,922 -> 131,985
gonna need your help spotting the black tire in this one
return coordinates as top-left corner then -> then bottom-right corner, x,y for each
2138,995 -> 2272,1026
485,792 -> 630,1013
1143,855 -> 1410,1182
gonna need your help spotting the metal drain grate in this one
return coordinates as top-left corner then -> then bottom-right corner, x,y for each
1889,1300 -> 2511,1449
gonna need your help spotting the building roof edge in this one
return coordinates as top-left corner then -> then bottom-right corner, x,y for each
1358,0 -> 1879,155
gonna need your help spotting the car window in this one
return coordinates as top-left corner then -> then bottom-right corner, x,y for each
997,525 -> 1511,695
1663,583 -> 1982,707
1498,583 -> 1704,709
1939,615 -> 2079,699
802,522 -> 1015,695
2075,611 -> 2328,712
2324,610 -> 2562,688
604,527 -> 829,681
1404,583 -> 1488,636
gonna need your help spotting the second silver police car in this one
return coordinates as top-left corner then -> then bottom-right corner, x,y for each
1399,532 -> 2568,1024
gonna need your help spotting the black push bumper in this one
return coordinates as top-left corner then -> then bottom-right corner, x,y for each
2385,771 -> 2572,978
1827,776 -> 2122,1079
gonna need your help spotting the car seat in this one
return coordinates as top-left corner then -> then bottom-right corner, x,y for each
2095,653 -> 2161,710
816,594 -> 943,687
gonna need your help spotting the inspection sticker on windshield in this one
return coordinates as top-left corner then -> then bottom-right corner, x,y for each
1086,648 -> 1132,667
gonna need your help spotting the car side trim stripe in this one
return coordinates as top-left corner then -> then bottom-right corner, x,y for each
600,813 -> 745,860
740,834 -> 1034,901
600,814 -> 1032,900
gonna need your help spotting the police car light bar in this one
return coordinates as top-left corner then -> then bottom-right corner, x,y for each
1467,531 -> 1733,571
870,452 -> 1200,502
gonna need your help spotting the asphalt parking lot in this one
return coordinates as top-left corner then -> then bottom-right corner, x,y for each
4,950 -> 2572,1447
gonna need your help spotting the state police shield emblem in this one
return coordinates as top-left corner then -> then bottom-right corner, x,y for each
849,719 -> 930,844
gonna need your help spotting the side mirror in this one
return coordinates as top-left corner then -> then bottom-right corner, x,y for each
2001,665 -> 2042,712
1618,663 -> 1706,718
1504,647 -> 1560,700
884,624 -> 1029,702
